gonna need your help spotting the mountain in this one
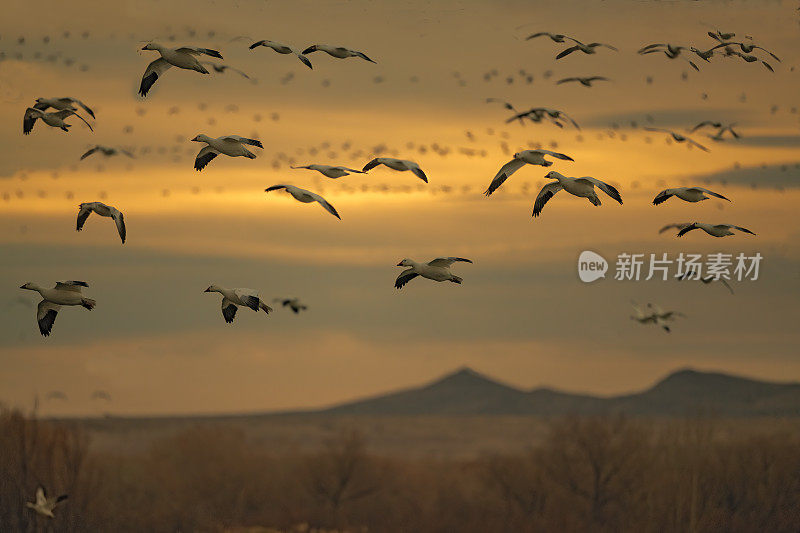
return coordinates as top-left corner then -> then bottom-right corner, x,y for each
322,367 -> 800,417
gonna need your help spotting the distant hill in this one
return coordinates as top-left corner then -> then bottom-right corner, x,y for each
322,367 -> 800,417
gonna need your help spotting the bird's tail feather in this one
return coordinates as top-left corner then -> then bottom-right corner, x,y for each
450,276 -> 463,284
81,298 -> 96,310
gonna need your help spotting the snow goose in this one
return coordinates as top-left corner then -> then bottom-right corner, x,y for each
26,487 -> 68,518
485,149 -> 574,196
652,187 -> 730,205
204,285 -> 273,323
23,107 -> 93,135
273,297 -> 308,314
395,257 -> 473,289
676,222 -> 756,238
691,121 -> 740,140
19,281 -> 96,337
33,97 -> 95,119
80,145 -> 135,160
291,164 -> 365,179
644,127 -> 709,152
505,107 -> 580,129
301,44 -> 376,63
138,43 -> 222,97
556,76 -> 610,87
526,32 -> 574,43
76,202 -> 126,243
555,38 -> 618,59
362,158 -> 428,183
265,184 -> 340,219
532,171 -> 622,217
630,303 -> 681,333
192,134 -> 262,170
249,40 -> 313,69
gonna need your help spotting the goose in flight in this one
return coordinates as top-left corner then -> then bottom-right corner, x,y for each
33,97 -> 95,119
677,222 -> 756,238
362,158 -> 428,183
707,29 -> 736,42
19,281 -> 96,337
676,271 -> 734,294
192,134 -> 262,170
690,121 -> 740,139
23,107 -> 93,135
505,107 -> 580,129
526,32 -> 574,43
274,297 -> 308,314
644,127 -> 709,152
533,171 -> 622,217
630,303 -> 682,333
652,187 -> 730,205
708,41 -> 780,62
555,38 -> 618,59
26,487 -> 68,518
302,44 -> 375,63
291,164 -> 365,179
80,145 -> 135,160
76,202 -> 126,243
556,76 -> 610,87
638,43 -> 699,70
138,43 -> 222,97
485,149 -> 574,196
205,285 -> 273,323
395,257 -> 472,289
265,185 -> 340,219
249,40 -> 313,69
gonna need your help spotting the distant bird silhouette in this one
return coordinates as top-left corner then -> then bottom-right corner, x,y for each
302,44 -> 375,63
249,40 -> 313,69
556,76 -> 610,87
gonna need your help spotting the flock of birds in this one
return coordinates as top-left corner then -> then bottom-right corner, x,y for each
15,25 -> 774,341
3,5 -> 794,517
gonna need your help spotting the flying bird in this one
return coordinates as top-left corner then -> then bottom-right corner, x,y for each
138,43 -> 222,97
23,107 -> 93,135
395,257 -> 473,289
658,222 -> 693,235
525,32 -> 573,43
532,171 -> 622,217
677,223 -> 756,238
265,185 -> 340,219
690,121 -> 740,139
644,127 -> 709,151
555,38 -> 618,59
76,202 -> 126,243
33,97 -> 95,119
485,150 -> 574,196
192,134 -> 261,170
205,285 -> 273,323
80,145 -> 135,160
274,297 -> 308,314
505,107 -> 581,129
249,40 -> 313,69
19,281 -> 96,337
26,487 -> 68,518
291,164 -> 365,179
362,158 -> 428,182
301,44 -> 375,63
652,187 -> 730,205
556,76 -> 610,87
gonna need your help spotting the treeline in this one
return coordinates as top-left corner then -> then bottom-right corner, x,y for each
1,408 -> 798,532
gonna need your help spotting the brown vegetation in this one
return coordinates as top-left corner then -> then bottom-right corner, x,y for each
1,408 -> 798,532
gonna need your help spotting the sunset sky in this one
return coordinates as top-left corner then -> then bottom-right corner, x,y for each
1,0 -> 798,416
